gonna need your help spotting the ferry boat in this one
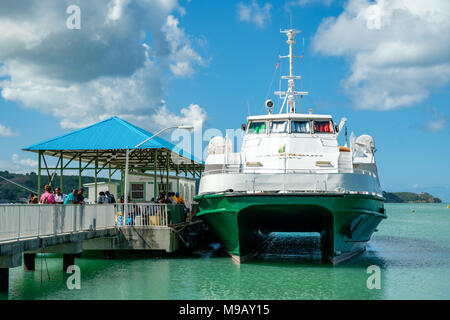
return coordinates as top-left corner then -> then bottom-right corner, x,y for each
194,29 -> 386,263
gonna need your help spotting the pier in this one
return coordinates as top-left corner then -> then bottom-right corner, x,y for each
0,203 -> 185,292
0,116 -> 205,293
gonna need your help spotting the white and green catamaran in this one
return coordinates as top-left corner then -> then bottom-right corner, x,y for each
194,28 -> 386,263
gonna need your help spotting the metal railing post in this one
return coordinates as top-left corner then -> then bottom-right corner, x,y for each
73,205 -> 77,232
18,205 -> 21,240
165,205 -> 168,226
38,205 -> 41,238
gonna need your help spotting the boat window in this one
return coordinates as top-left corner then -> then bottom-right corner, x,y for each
291,121 -> 310,133
270,121 -> 288,133
247,121 -> 267,134
313,120 -> 334,134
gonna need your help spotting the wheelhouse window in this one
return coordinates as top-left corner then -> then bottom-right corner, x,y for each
313,120 -> 334,134
270,121 -> 288,133
291,121 -> 310,133
247,121 -> 267,134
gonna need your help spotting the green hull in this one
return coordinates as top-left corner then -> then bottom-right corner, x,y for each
194,193 -> 386,263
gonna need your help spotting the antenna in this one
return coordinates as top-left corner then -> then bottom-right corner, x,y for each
302,37 -> 305,58
274,28 -> 309,114
345,126 -> 348,147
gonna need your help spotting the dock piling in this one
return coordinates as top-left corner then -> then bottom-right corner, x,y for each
63,254 -> 76,272
24,253 -> 36,271
0,268 -> 8,292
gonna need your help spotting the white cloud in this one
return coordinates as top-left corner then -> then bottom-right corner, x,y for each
312,0 -> 450,110
106,0 -> 131,22
151,103 -> 207,131
12,154 -> 38,168
422,107 -> 448,133
163,15 -> 205,77
0,154 -> 38,174
0,123 -> 16,136
0,0 -> 206,131
237,1 -> 272,28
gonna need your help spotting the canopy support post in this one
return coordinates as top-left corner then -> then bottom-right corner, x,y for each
60,152 -> 63,193
108,162 -> 111,184
176,163 -> 179,193
94,151 -> 98,203
120,170 -> 124,199
41,154 -> 52,187
78,155 -> 82,190
37,151 -> 42,197
154,150 -> 157,201
166,151 -> 169,193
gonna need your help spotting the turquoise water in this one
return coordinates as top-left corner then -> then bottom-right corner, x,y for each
2,203 -> 450,300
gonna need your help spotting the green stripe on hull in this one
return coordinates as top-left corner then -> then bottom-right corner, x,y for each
194,193 -> 386,262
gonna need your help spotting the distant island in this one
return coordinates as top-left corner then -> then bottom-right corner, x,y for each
383,191 -> 442,203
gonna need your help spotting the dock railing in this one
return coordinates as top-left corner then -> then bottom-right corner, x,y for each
116,203 -> 169,227
0,204 -> 116,242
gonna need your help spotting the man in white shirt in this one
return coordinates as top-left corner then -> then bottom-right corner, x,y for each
54,187 -> 66,204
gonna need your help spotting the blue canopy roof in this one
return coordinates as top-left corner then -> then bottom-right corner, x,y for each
23,116 -> 203,165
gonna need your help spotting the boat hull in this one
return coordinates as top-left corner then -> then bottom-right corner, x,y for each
194,192 -> 386,263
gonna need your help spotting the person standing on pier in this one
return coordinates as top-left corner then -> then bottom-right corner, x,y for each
175,192 -> 185,205
105,191 -> 116,203
40,185 -> 55,204
98,191 -> 107,204
28,193 -> 38,204
54,187 -> 66,204
77,188 -> 85,204
64,189 -> 79,205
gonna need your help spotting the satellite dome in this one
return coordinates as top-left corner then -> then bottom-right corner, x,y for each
355,135 -> 375,152
208,136 -> 231,155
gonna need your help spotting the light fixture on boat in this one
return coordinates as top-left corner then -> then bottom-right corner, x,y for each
265,99 -> 274,114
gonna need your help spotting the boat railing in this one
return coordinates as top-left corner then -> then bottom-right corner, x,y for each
116,203 -> 169,227
203,166 -> 378,178
0,204 -> 116,243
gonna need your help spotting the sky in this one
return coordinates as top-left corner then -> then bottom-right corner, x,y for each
0,0 -> 449,200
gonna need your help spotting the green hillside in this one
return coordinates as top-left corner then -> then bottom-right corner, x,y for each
0,171 -> 121,202
383,191 -> 442,203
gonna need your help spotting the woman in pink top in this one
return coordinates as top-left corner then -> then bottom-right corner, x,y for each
40,185 -> 56,204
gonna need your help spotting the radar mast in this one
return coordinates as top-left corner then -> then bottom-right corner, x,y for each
275,29 -> 308,114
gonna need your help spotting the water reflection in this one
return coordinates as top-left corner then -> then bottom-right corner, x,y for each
3,204 -> 450,300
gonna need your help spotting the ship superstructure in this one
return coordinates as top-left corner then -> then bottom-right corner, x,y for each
194,28 -> 386,263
